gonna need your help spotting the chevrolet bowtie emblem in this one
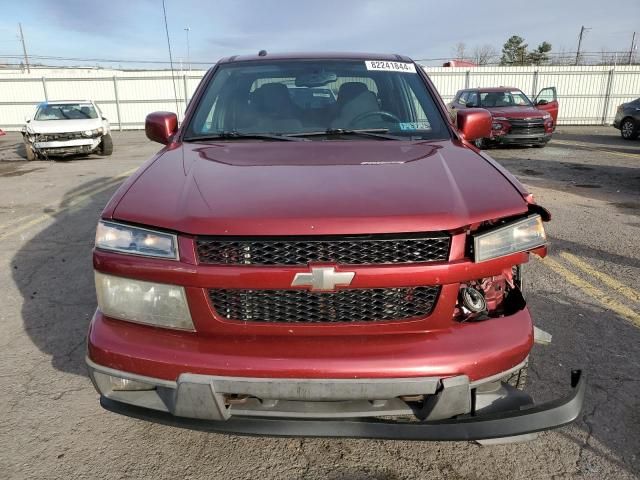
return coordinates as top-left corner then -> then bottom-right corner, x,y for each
291,267 -> 355,291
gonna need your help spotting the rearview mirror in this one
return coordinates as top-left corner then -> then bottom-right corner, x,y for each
295,71 -> 337,87
145,111 -> 178,145
456,108 -> 492,142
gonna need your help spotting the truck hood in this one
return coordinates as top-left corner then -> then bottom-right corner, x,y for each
483,106 -> 546,119
26,118 -> 103,134
112,140 -> 528,235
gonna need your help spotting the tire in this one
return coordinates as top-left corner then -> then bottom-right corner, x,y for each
533,143 -> 546,148
620,118 -> 638,140
99,133 -> 114,156
23,140 -> 36,161
502,363 -> 528,390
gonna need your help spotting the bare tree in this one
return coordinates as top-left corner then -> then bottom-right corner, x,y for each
472,45 -> 498,65
549,47 -> 573,66
599,48 -> 619,65
452,42 -> 467,60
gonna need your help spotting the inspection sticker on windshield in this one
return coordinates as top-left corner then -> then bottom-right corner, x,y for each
365,60 -> 416,73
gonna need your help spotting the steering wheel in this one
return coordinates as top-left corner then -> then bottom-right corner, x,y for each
348,110 -> 401,127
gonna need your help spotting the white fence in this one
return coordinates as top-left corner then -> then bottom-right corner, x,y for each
0,65 -> 638,131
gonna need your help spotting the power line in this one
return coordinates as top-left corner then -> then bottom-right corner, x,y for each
162,0 -> 180,116
0,53 -> 214,65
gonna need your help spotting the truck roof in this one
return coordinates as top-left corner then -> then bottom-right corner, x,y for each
219,52 -> 414,64
461,87 -> 521,93
37,100 -> 94,107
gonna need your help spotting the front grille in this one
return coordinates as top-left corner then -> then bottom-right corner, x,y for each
509,118 -> 545,135
196,234 -> 451,266
209,286 -> 441,323
39,132 -> 87,142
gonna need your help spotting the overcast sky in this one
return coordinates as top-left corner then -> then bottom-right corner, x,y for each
0,0 -> 638,68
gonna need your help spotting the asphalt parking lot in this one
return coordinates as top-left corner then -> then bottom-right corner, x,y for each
0,127 -> 638,480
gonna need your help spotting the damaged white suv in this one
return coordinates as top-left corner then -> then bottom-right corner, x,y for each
22,100 -> 113,160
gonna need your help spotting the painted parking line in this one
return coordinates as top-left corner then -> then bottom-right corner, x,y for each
551,139 -> 640,159
0,167 -> 137,241
560,252 -> 640,304
540,256 -> 640,328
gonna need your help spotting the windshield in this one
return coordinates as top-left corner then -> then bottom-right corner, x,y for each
479,90 -> 533,108
34,103 -> 98,121
184,59 -> 449,140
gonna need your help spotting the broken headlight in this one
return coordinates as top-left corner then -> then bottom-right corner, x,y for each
83,127 -> 104,137
473,215 -> 546,262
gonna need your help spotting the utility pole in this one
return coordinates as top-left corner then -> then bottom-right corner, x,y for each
184,27 -> 191,72
629,31 -> 637,65
575,25 -> 591,66
18,23 -> 30,73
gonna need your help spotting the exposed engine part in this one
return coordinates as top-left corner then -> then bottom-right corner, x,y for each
455,267 -> 527,322
460,287 -> 487,313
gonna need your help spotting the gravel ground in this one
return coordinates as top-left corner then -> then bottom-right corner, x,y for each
0,127 -> 638,479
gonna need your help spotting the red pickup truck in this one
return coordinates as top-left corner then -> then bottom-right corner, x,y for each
449,87 -> 559,148
87,52 -> 583,441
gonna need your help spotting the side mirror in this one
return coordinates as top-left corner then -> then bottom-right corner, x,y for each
145,111 -> 178,145
456,108 -> 492,142
24,115 -> 31,123
536,99 -> 549,106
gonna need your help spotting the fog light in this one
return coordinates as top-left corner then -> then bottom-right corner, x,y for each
109,376 -> 155,391
460,287 -> 487,313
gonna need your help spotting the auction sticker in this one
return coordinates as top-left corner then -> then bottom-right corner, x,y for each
365,60 -> 416,73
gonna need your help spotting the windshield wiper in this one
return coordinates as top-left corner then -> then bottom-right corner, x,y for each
287,128 -> 405,140
184,131 -> 306,142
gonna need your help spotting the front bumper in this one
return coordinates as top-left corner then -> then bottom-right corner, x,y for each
90,356 -> 585,441
87,305 -> 534,382
493,132 -> 552,145
32,137 -> 101,156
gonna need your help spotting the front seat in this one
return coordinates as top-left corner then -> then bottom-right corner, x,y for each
250,83 -> 303,133
482,93 -> 500,107
335,82 -> 368,109
332,83 -> 380,128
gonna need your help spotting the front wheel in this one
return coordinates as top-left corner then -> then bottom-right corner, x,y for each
620,118 -> 638,140
99,133 -> 114,156
23,140 -> 36,161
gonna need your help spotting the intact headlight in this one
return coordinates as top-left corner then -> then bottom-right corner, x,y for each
95,221 -> 178,259
95,271 -> 193,330
473,215 -> 546,262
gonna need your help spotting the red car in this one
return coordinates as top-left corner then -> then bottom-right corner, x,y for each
0,128 -> 6,137
449,87 -> 559,148
87,53 -> 583,441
